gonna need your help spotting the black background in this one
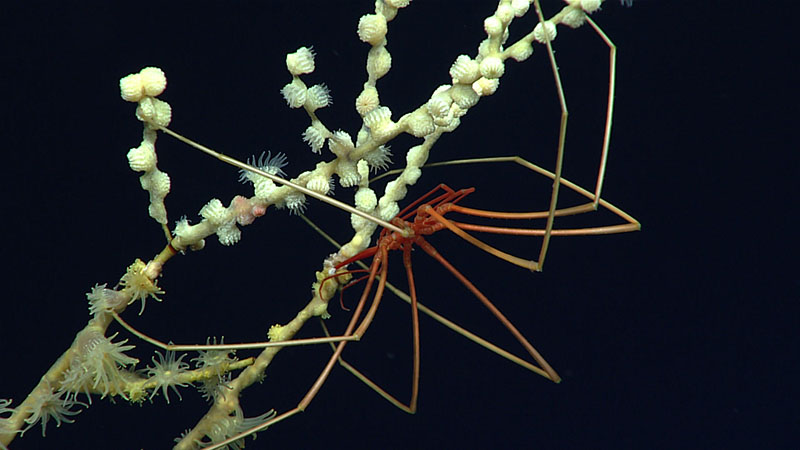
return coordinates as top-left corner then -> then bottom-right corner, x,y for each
1,1 -> 796,449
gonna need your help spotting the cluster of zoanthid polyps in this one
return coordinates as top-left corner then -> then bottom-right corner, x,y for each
0,1 -> 611,448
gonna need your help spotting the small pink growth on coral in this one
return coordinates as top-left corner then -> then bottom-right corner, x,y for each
252,205 -> 267,217
232,195 -> 267,225
232,196 -> 254,225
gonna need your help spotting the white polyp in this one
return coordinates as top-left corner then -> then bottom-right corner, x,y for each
119,67 -> 165,102
366,46 -> 392,79
306,84 -> 331,110
561,8 -> 587,28
328,130 -> 355,157
364,146 -> 393,173
139,67 -> 167,97
449,55 -> 481,85
119,73 -> 144,102
153,99 -> 171,127
127,141 -> 156,172
581,0 -> 602,14
354,187 -> 377,211
281,80 -> 307,108
303,125 -> 326,154
449,84 -> 480,109
357,14 -> 388,46
216,223 -> 241,246
508,41 -> 534,62
144,170 -> 170,198
363,106 -> 392,130
356,86 -> 380,115
533,21 -> 557,43
477,38 -> 492,58
494,4 -> 514,23
253,177 -> 278,200
404,109 -> 435,137
284,191 -> 307,215
199,199 -> 229,226
511,0 -> 530,17
427,92 -> 452,118
286,47 -> 315,76
135,97 -> 172,128
479,56 -> 505,79
484,16 -> 503,37
307,175 -> 331,195
172,218 -> 194,241
337,161 -> 360,188
379,200 -> 400,221
472,77 -> 500,97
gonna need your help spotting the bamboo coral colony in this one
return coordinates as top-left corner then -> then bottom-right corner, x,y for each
0,0 -> 614,448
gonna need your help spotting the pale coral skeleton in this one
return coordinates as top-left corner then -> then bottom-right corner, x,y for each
0,1 -> 640,449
